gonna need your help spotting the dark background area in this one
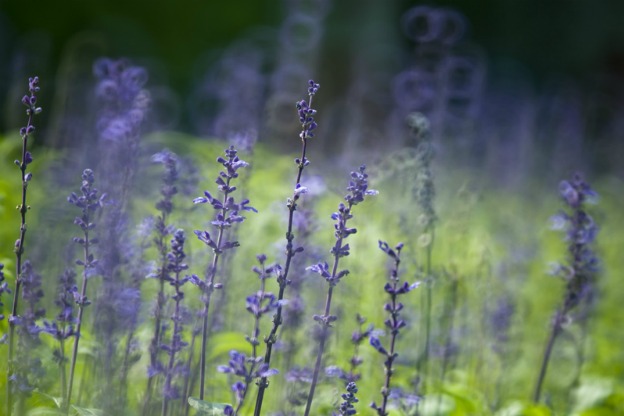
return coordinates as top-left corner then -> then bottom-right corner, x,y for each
1,0 -> 623,167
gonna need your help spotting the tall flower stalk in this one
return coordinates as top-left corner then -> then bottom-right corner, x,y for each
144,150 -> 180,414
7,76 -> 42,415
192,146 -> 256,399
370,241 -> 420,415
66,169 -> 104,411
41,269 -> 77,404
161,229 -> 190,416
253,79 -> 320,416
303,165 -> 377,416
533,174 -> 599,403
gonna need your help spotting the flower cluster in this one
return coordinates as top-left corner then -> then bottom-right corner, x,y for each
68,169 -> 105,284
94,58 -> 150,143
11,260 -> 46,396
335,382 -> 359,416
217,350 -> 278,413
296,79 -> 320,141
153,149 -> 180,217
534,174 -> 600,403
308,165 -> 378,290
370,241 -> 420,416
19,76 -> 43,136
550,174 -> 600,313
193,146 -> 257,257
41,269 -> 77,343
15,261 -> 45,337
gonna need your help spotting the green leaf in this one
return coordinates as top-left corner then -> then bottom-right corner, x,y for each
32,390 -> 63,409
207,332 -> 251,361
27,408 -> 65,416
187,397 -> 232,415
70,405 -> 105,416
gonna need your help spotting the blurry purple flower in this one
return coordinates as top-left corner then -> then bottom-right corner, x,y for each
369,336 -> 388,355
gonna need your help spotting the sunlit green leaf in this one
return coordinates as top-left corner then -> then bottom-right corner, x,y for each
187,397 -> 231,415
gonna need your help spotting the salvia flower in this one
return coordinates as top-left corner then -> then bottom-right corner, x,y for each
217,350 -> 278,413
41,269 -> 77,342
8,76 -> 43,412
152,149 -> 180,216
253,81 -> 320,416
370,241 -> 420,416
334,382 -> 359,416
533,173 -> 600,403
10,261 -> 46,398
144,149 -> 180,413
161,230 -> 191,414
94,58 -> 150,143
17,260 -> 45,338
304,165 -> 377,416
192,145 -> 255,400
296,79 -> 320,140
66,169 -> 104,411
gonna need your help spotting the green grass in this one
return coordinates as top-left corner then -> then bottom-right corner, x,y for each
0,131 -> 623,415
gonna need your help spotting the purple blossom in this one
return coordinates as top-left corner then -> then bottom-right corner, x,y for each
370,241 -> 419,416
160,230 -> 191,411
369,336 -> 388,355
94,58 -> 150,143
217,350 -> 278,413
